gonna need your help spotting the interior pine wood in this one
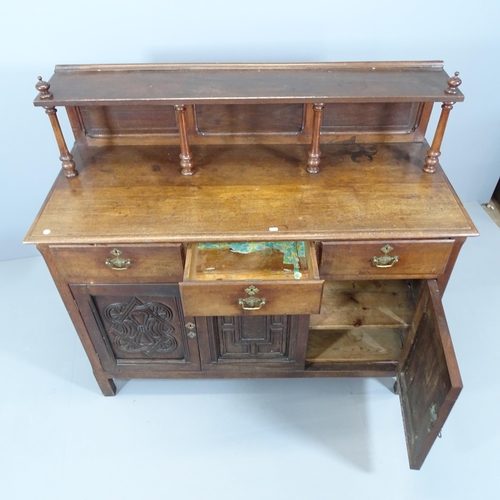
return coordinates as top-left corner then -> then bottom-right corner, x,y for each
35,61 -> 463,106
185,242 -> 314,281
306,328 -> 404,363
25,142 -> 477,245
309,280 -> 416,330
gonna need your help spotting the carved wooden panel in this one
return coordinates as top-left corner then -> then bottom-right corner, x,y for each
98,296 -> 184,360
71,284 -> 201,373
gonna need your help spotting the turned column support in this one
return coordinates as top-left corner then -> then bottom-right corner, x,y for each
35,77 -> 78,178
423,72 -> 462,174
174,104 -> 194,175
307,103 -> 324,174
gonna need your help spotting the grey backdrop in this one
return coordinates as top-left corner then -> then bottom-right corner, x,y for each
1,0 -> 499,261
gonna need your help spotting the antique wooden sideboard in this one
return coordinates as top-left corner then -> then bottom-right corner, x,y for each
25,61 -> 478,469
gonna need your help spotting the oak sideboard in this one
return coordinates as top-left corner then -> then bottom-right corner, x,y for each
25,61 -> 478,469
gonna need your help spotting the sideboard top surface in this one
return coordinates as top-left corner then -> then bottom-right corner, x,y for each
25,142 -> 477,245
33,61 -> 463,106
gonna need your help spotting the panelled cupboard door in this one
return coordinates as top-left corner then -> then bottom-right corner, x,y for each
196,314 -> 309,372
71,284 -> 201,375
397,280 -> 462,470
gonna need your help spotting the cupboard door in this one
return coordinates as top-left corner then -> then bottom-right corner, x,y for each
397,280 -> 462,470
71,284 -> 201,375
196,314 -> 309,372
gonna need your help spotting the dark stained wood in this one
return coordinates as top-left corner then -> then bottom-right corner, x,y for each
445,72 -> 462,95
195,314 -> 308,372
79,104 -> 178,138
398,280 -> 462,469
64,101 -> 435,147
35,76 -> 53,99
34,62 -> 463,106
322,102 -> 422,134
194,103 -> 305,135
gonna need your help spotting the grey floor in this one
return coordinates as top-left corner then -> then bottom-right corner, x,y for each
1,201 -> 499,500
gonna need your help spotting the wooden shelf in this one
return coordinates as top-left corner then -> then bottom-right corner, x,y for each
310,280 -> 417,330
34,61 -> 463,107
306,328 -> 404,363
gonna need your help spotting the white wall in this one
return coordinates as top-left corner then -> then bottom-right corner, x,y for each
2,0 -> 499,261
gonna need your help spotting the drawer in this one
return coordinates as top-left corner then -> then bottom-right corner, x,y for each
50,244 -> 184,283
320,240 -> 454,278
180,241 -> 323,316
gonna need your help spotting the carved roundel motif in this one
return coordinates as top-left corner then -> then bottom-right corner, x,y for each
104,298 -> 177,356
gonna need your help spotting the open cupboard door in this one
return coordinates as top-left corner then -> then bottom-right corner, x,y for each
397,280 -> 462,470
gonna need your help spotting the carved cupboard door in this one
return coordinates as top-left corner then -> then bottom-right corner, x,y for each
196,314 -> 309,372
71,284 -> 201,376
397,280 -> 462,470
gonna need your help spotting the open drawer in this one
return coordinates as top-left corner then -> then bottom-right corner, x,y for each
180,241 -> 323,316
307,279 -> 462,469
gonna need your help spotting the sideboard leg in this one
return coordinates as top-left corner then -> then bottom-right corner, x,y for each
94,373 -> 117,397
393,379 -> 399,395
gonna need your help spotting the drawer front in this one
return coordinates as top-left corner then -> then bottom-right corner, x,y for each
180,281 -> 323,316
51,244 -> 184,283
321,240 -> 454,278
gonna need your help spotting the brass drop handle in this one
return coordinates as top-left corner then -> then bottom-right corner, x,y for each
105,248 -> 132,271
238,285 -> 266,311
238,296 -> 267,311
371,244 -> 399,268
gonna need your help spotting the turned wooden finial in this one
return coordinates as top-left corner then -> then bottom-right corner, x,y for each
35,76 -> 53,99
445,72 -> 462,95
